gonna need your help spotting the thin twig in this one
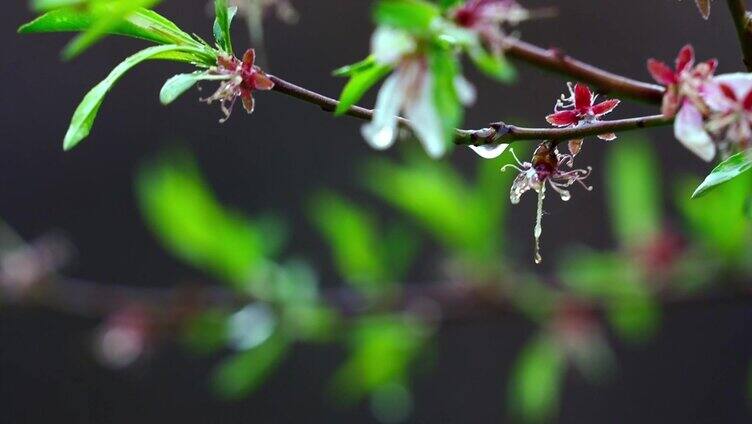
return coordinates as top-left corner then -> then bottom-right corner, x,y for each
725,0 -> 752,70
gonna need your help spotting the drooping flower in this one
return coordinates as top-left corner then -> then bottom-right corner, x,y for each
502,142 -> 593,263
545,82 -> 620,151
647,44 -> 718,161
202,48 -> 275,122
451,0 -> 529,54
361,27 -> 476,158
703,73 -> 752,153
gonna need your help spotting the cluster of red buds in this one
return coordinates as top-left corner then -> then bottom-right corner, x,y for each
202,49 -> 275,122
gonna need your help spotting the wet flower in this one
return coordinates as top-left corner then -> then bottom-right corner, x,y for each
361,27 -> 476,158
502,142 -> 593,263
648,45 -> 718,161
546,82 -> 620,146
202,48 -> 275,122
451,0 -> 529,54
703,73 -> 752,153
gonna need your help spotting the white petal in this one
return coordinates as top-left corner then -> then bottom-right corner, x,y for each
361,71 -> 405,150
454,75 -> 477,106
370,27 -> 416,65
675,102 -> 716,162
469,143 -> 508,159
713,73 -> 752,98
404,73 -> 446,158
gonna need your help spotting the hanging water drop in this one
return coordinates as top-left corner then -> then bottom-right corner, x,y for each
533,184 -> 546,264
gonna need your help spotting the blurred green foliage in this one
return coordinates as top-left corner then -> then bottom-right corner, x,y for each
136,152 -> 286,288
677,169 -> 752,266
363,147 -> 517,267
329,315 -> 431,404
606,137 -> 662,247
508,335 -> 565,423
309,191 -> 419,293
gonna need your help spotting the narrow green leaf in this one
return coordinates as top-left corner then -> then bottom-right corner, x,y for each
468,44 -> 516,83
309,192 -> 388,291
428,45 -> 461,154
329,316 -> 428,403
212,333 -> 288,399
677,172 -> 752,262
159,71 -> 219,105
213,0 -> 237,53
63,44 -> 205,150
508,336 -> 565,423
333,56 -> 377,77
137,151 -> 286,286
605,137 -> 662,246
63,0 -> 162,60
19,7 -> 202,50
373,0 -> 439,31
334,63 -> 391,116
693,151 -> 752,198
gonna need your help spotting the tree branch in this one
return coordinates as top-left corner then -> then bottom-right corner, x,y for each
5,272 -> 752,327
504,39 -> 665,104
456,115 -> 674,145
726,0 -> 752,71
267,38 -> 670,149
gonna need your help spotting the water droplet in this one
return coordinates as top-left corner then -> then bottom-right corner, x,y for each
533,185 -> 546,264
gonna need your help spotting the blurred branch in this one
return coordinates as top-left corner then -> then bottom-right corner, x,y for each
4,252 -> 752,327
269,75 -> 670,146
725,0 -> 752,70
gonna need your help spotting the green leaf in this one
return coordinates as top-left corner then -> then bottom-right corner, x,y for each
136,151 -> 286,286
693,151 -> 752,198
63,44 -> 207,149
605,137 -> 662,246
333,56 -> 377,77
373,0 -> 440,32
508,336 -> 565,423
159,71 -> 221,105
559,250 -> 660,342
364,154 -> 472,254
677,172 -> 752,262
309,192 -> 389,291
428,45 -> 462,150
212,333 -> 288,399
334,62 -> 391,116
19,6 -> 204,52
63,0 -> 162,60
468,44 -> 516,83
329,315 -> 429,403
213,0 -> 237,54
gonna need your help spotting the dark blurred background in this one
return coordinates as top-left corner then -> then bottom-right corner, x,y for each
2,0 -> 752,422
